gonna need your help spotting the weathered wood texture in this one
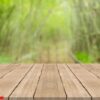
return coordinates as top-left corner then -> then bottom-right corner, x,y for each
0,64 -> 100,100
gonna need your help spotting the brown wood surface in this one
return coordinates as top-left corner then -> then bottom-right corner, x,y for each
0,64 -> 33,99
34,64 -> 66,100
82,64 -> 100,78
0,64 -> 100,100
58,64 -> 90,100
68,64 -> 100,100
0,64 -> 19,78
10,64 -> 43,100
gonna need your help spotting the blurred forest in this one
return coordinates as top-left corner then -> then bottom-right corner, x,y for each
0,0 -> 100,63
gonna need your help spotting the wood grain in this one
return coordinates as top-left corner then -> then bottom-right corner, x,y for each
34,64 -> 66,100
82,64 -> 100,78
0,64 -> 19,78
0,64 -> 33,99
58,64 -> 91,100
10,64 -> 43,100
0,64 -> 100,100
68,64 -> 100,100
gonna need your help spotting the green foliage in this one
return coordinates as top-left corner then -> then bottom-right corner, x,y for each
76,52 -> 94,63
0,55 -> 12,64
0,0 -> 100,63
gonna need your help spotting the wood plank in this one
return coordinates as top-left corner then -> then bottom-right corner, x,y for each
0,64 -> 11,78
0,64 -> 33,99
0,64 -> 19,78
68,64 -> 100,100
10,64 -> 43,100
34,64 -> 66,100
82,64 -> 100,78
0,64 -> 10,70
58,64 -> 91,100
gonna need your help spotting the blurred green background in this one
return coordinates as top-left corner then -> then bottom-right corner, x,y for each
0,0 -> 100,63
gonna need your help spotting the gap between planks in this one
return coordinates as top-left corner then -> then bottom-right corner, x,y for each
67,64 -> 100,100
0,64 -> 34,99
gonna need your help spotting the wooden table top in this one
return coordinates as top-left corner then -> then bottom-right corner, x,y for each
0,64 -> 100,100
